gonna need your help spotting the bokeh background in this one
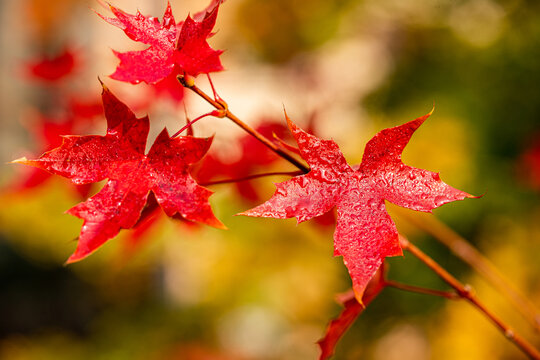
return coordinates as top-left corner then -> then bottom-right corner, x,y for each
1,0 -> 540,359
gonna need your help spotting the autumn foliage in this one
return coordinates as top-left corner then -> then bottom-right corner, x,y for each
241,112 -> 472,301
10,1 -> 540,359
15,85 -> 224,263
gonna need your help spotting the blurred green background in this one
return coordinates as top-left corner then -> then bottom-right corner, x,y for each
1,0 -> 539,359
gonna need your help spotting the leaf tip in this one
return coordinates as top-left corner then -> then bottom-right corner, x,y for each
98,77 -> 109,92
64,254 -> 81,266
283,109 -> 299,134
467,190 -> 486,199
211,217 -> 227,230
352,288 -> 367,308
429,101 -> 435,116
218,223 -> 228,230
236,208 -> 263,218
10,156 -> 30,165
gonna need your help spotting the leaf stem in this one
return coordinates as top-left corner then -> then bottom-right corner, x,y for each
171,111 -> 220,138
399,235 -> 540,360
199,171 -> 303,186
384,280 -> 460,300
395,208 -> 540,333
178,76 -> 310,173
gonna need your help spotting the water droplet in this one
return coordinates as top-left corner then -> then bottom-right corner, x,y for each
434,195 -> 447,207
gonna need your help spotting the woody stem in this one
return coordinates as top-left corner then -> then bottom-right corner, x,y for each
399,235 -> 540,360
178,76 -> 310,173
384,280 -> 459,300
394,208 -> 540,332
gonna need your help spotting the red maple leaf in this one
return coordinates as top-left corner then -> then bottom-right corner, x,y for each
241,112 -> 474,300
99,1 -> 223,87
25,48 -> 76,82
520,134 -> 540,189
318,264 -> 387,360
13,84 -> 224,263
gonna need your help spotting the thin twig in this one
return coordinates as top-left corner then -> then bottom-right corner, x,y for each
199,171 -> 303,186
399,235 -> 540,360
395,208 -> 540,332
384,280 -> 460,300
171,111 -> 221,138
182,103 -> 194,136
178,76 -> 310,173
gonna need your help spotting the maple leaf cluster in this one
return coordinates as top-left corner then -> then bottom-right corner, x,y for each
13,0 -> 474,299
12,1 -> 478,358
99,0 -> 224,101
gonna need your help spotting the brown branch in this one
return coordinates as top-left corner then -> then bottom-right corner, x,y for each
399,235 -> 540,360
178,75 -> 310,173
199,171 -> 303,186
395,208 -> 540,333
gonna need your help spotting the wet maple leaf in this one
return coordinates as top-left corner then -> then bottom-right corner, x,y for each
318,265 -> 387,360
99,1 -> 223,87
241,112 -> 474,301
13,84 -> 224,263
